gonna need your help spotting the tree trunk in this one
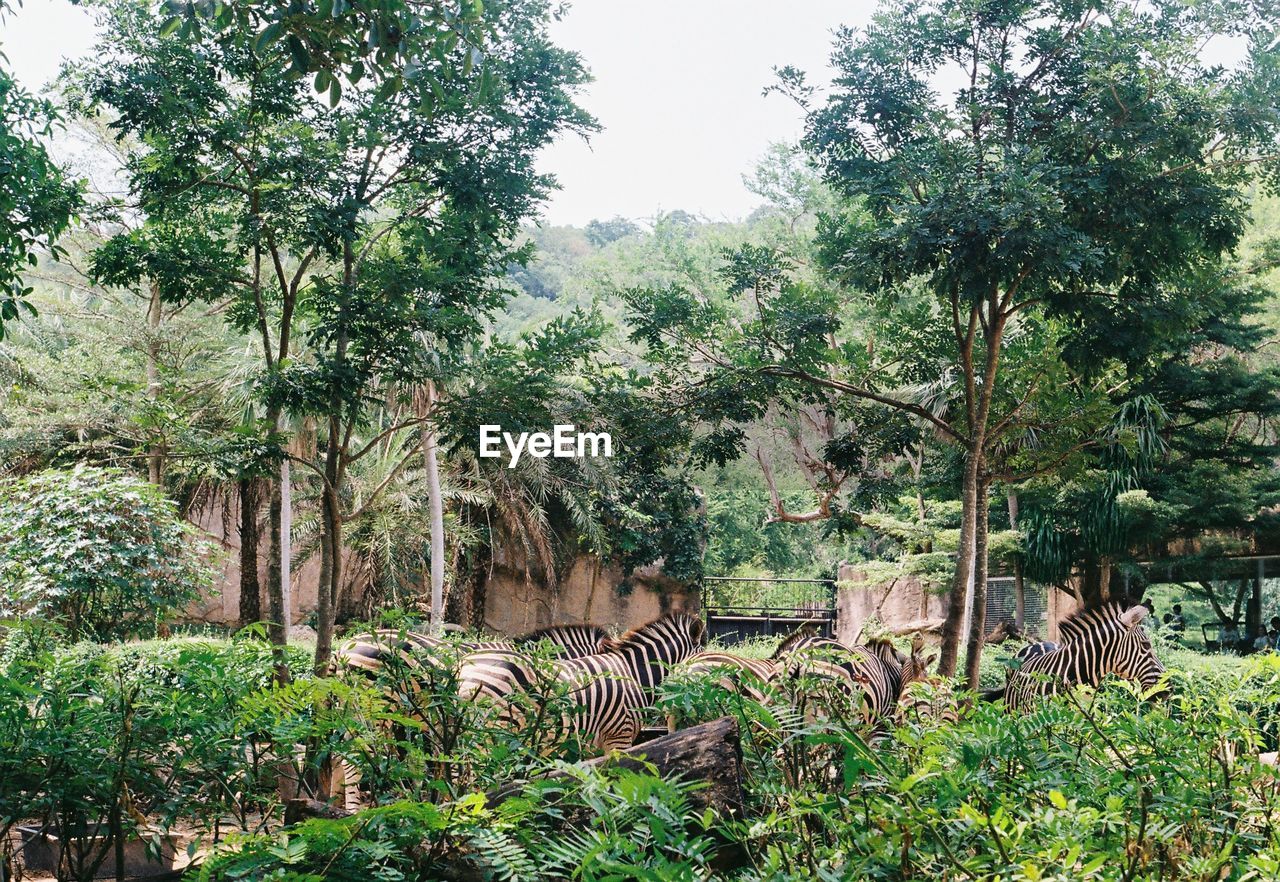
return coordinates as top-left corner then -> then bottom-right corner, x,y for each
939,447 -> 980,675
964,470 -> 991,689
237,478 -> 262,627
421,382 -> 446,633
1007,491 -> 1025,630
265,423 -> 290,684
1079,557 -> 1113,609
315,246 -> 353,673
145,280 -> 164,486
1247,572 -> 1262,645
315,435 -> 343,673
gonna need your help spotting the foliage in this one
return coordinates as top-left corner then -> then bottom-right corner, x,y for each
0,466 -> 213,640
0,23 -> 81,339
9,625 -> 1280,881
0,631 -> 311,881
661,653 -> 1280,881
153,0 -> 491,105
195,767 -> 718,882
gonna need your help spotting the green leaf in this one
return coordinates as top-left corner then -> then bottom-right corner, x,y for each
254,21 -> 283,54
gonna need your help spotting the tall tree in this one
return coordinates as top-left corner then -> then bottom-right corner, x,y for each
772,0 -> 1280,673
256,0 -> 593,669
71,0 -> 352,677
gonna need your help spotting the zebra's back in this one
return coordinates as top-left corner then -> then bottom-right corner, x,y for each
677,651 -> 777,702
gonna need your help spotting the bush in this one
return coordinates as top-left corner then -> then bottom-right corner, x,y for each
0,632 -> 314,881
0,465 -> 213,640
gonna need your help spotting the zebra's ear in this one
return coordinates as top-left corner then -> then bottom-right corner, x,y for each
924,652 -> 938,672
1120,605 -> 1149,629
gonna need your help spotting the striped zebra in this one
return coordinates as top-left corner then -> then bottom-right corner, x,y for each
1014,640 -> 1058,662
675,651 -> 778,702
663,650 -> 779,732
324,622 -> 613,803
512,623 -> 611,658
992,603 -> 1166,711
334,622 -> 610,675
460,613 -> 706,752
771,631 -> 919,724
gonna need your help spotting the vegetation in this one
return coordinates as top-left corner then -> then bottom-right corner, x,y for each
6,629 -> 1280,881
0,466 -> 212,641
3,0 -> 1280,877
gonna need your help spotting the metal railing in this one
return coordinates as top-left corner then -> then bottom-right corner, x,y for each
702,576 -> 837,644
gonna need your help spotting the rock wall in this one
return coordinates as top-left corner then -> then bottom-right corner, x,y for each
836,562 -> 1081,644
835,564 -> 948,643
481,546 -> 699,635
181,490 -> 355,628
182,488 -> 695,636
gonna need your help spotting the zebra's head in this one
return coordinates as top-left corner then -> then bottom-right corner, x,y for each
899,634 -> 937,689
1108,604 -> 1167,691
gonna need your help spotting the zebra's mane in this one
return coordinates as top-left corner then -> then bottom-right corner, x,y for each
864,636 -> 905,665
771,624 -> 819,660
1055,602 -> 1131,644
601,612 -> 701,651
512,623 -> 608,644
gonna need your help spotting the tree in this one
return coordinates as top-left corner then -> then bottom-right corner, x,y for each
0,465 -> 212,640
773,0 -> 1280,674
237,0 -> 594,668
70,0 -> 364,676
584,217 -> 640,248
0,2 -> 81,340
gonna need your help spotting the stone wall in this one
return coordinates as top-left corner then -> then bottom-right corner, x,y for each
182,489 -> 695,636
835,564 -> 948,644
481,545 -> 699,635
836,562 -> 1081,644
181,490 -> 354,628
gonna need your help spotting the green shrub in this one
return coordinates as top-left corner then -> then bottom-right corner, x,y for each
0,466 -> 214,640
194,767 -> 718,882
0,632 -> 314,881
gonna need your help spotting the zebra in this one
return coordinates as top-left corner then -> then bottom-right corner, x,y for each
990,602 -> 1166,711
675,651 -> 778,702
770,630 -> 920,725
460,612 -> 707,753
1014,640 -> 1058,662
895,635 -> 964,726
512,623 -> 611,658
663,650 -> 779,732
334,622 -> 610,675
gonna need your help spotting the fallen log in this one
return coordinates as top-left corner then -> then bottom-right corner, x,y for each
288,716 -> 746,821
284,797 -> 353,824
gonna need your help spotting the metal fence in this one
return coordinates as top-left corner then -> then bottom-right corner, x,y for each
702,577 -> 836,644
984,576 -> 1047,634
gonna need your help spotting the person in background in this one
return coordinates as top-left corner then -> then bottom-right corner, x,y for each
1268,616 -> 1280,650
1142,600 -> 1158,634
1254,625 -> 1271,654
1170,604 -> 1186,634
1221,620 -> 1240,654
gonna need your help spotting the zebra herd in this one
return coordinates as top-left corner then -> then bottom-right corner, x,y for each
334,600 -> 1167,760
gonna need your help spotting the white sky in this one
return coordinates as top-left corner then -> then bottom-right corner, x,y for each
1,2 -> 1248,228
1,0 -> 865,227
